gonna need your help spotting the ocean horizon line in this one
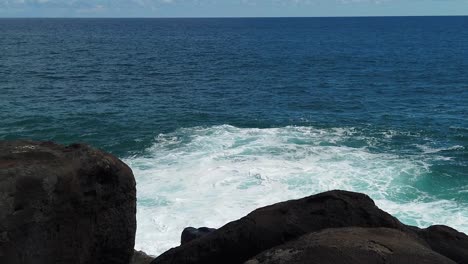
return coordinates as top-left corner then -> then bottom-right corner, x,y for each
1,14 -> 468,19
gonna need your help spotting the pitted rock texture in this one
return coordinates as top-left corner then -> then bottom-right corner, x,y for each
0,141 -> 136,264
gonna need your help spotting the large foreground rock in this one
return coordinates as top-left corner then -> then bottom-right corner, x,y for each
152,190 -> 409,264
418,225 -> 468,264
0,141 -> 136,264
153,190 -> 468,264
245,227 -> 455,264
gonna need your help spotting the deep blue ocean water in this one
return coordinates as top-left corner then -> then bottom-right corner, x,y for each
1,17 -> 467,255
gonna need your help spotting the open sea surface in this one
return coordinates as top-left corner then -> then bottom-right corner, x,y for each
1,17 -> 467,255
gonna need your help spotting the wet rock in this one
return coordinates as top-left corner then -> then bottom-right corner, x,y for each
0,141 -> 136,264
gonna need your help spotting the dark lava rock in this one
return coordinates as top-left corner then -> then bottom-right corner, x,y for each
181,227 -> 217,245
245,227 -> 455,264
0,141 -> 136,264
418,225 -> 468,264
151,190 -> 408,264
131,250 -> 155,264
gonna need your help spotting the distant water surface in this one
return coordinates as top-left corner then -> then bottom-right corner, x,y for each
1,17 -> 467,255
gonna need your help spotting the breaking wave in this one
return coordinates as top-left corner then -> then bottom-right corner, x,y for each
124,125 -> 468,256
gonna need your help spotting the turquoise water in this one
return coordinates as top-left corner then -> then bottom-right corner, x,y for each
1,17 -> 467,255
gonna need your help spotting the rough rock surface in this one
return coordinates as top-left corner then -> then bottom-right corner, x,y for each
245,227 -> 455,264
0,141 -> 136,264
181,227 -> 217,245
418,225 -> 468,264
152,190 -> 409,264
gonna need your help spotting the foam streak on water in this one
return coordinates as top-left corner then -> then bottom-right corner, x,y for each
125,125 -> 468,256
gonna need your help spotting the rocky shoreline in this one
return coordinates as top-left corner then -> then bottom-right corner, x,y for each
1,141 -> 467,264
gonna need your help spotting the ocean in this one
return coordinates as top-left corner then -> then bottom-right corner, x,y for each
1,17 -> 467,256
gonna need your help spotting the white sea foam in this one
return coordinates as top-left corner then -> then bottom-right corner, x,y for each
415,144 -> 464,154
124,125 -> 468,256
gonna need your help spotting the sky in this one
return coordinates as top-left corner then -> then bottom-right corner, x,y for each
0,0 -> 467,17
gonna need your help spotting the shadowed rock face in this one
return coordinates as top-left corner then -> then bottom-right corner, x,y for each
0,141 -> 136,264
152,190 -> 409,264
245,227 -> 456,264
418,225 -> 468,264
131,250 -> 155,264
181,227 -> 217,245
